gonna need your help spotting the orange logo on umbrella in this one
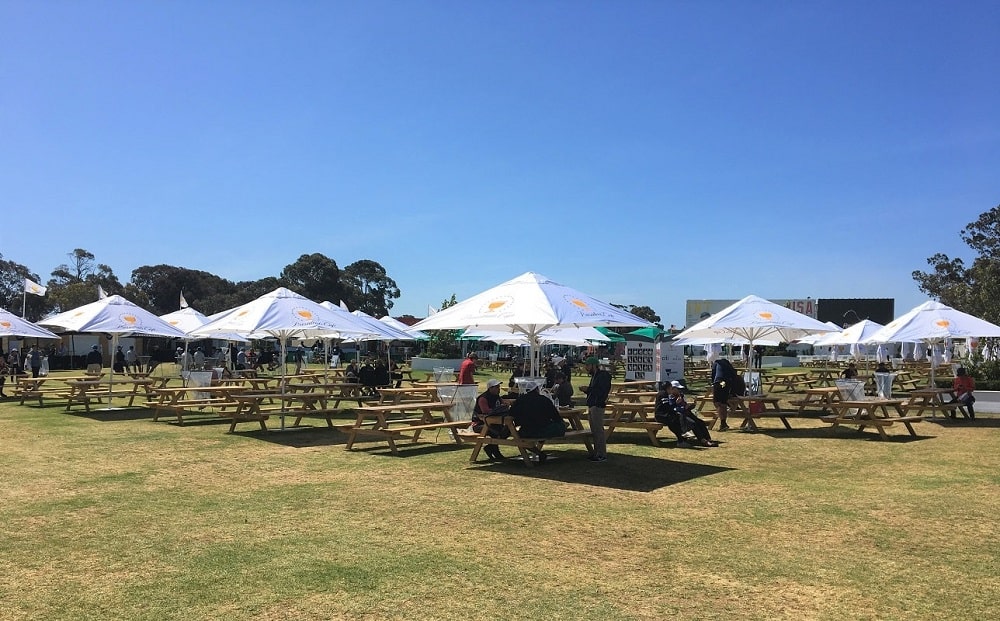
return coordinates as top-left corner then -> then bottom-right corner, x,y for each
487,300 -> 508,312
935,320 -> 950,328
0,321 -> 10,328
758,312 -> 773,320
237,311 -> 249,317
570,298 -> 588,309
297,310 -> 313,320
123,315 -> 137,324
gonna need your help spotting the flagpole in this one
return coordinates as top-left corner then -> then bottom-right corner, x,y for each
22,289 -> 26,318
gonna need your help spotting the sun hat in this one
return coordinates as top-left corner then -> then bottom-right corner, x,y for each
584,356 -> 600,366
486,379 -> 502,388
670,380 -> 686,390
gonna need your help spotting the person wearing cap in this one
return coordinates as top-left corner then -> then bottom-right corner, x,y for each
458,352 -> 478,385
472,379 -> 511,461
580,356 -> 611,462
508,380 -> 566,462
655,380 -> 718,448
86,344 -> 103,375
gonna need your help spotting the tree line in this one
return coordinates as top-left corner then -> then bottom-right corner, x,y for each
0,250 -> 401,322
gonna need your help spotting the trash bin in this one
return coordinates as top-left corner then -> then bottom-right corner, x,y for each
873,373 -> 896,399
436,384 -> 478,421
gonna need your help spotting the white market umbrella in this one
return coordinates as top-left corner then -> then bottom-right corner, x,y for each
160,306 -> 249,375
864,300 -> 1000,385
192,288 -> 379,427
675,295 -> 835,371
0,308 -> 61,340
463,325 -> 612,347
39,295 -> 188,408
411,271 -> 652,376
379,315 -> 429,340
812,319 -> 884,366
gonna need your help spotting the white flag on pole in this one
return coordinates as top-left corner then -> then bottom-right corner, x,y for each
339,300 -> 350,311
180,292 -> 189,308
427,305 -> 438,315
98,285 -> 108,299
24,278 -> 47,296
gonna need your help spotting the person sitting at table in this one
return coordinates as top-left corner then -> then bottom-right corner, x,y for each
543,359 -> 558,389
950,367 -> 976,420
552,371 -> 574,407
874,361 -> 890,374
841,363 -> 859,379
472,379 -> 511,461
508,380 -> 567,463
508,360 -> 526,390
389,360 -> 404,388
655,380 -> 718,448
344,361 -> 359,382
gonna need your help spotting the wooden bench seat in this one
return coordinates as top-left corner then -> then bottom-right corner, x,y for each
604,419 -> 664,446
468,414 -> 594,467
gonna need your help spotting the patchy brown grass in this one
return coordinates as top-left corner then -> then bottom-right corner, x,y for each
0,371 -> 998,620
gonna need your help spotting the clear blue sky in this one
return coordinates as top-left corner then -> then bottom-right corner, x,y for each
2,1 -> 997,326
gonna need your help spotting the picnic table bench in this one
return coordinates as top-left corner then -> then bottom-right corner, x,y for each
466,408 -> 595,466
701,394 -> 796,431
343,401 -> 465,455
789,386 -> 841,415
604,401 -> 663,446
763,371 -> 816,393
821,398 -> 924,439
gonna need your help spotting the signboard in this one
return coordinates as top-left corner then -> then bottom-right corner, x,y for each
657,340 -> 685,383
624,340 -> 656,381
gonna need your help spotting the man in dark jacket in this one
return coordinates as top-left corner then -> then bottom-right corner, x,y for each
580,356 -> 611,462
508,380 -> 565,463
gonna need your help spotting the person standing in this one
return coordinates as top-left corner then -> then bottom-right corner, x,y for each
28,345 -> 43,378
458,352 -> 478,385
711,356 -> 738,431
86,345 -> 103,376
125,345 -> 138,373
580,356 -> 611,462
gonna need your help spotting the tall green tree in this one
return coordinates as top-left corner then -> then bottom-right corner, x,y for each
424,294 -> 462,358
612,303 -> 660,325
279,254 -> 344,304
341,259 -> 400,317
129,265 -> 238,315
46,249 -> 122,312
913,204 -> 1000,323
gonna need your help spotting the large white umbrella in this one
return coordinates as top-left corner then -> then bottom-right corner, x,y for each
192,288 -> 380,427
813,319 -> 885,364
463,325 -> 613,347
675,295 -> 835,372
0,308 -> 61,340
160,306 -> 249,374
411,272 -> 652,376
379,315 -> 429,340
863,300 -> 1000,385
39,295 -> 188,407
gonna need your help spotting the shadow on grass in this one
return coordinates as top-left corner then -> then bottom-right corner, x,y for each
755,426 -> 935,442
468,452 -> 735,492
238,425 -> 348,448
68,407 -> 159,422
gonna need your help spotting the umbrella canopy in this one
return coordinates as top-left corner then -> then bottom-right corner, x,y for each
863,301 -> 1000,344
812,319 -> 885,347
379,315 -> 430,340
193,288 -> 376,341
594,326 -> 627,343
160,307 -> 249,342
0,308 -> 61,339
675,295 -> 835,346
626,326 -> 669,340
796,322 -> 845,345
411,272 -> 651,375
463,325 -> 613,347
39,295 -> 187,338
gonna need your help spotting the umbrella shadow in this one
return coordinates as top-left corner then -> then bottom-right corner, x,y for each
923,416 -> 1000,429
69,407 -> 159,422
754,425 -> 934,442
236,425 -> 348,449
467,452 -> 735,492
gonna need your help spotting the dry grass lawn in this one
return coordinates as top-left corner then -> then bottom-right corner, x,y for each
1,370 -> 998,620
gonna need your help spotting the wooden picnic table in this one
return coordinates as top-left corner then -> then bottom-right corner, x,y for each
343,401 -> 463,455
763,371 -> 816,393
603,400 -> 663,446
789,386 -> 841,415
902,387 -> 965,419
149,385 -> 247,423
610,379 -> 659,394
60,377 -> 157,411
822,398 -> 924,439
468,407 -> 595,466
226,391 -> 334,432
727,394 -> 796,431
807,367 -> 841,387
375,386 -> 440,405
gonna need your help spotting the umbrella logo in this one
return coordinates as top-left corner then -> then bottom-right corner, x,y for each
121,314 -> 139,325
296,309 -> 313,320
482,297 -> 512,313
0,321 -> 10,328
758,312 -> 773,320
935,320 -> 950,328
568,297 -> 589,309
